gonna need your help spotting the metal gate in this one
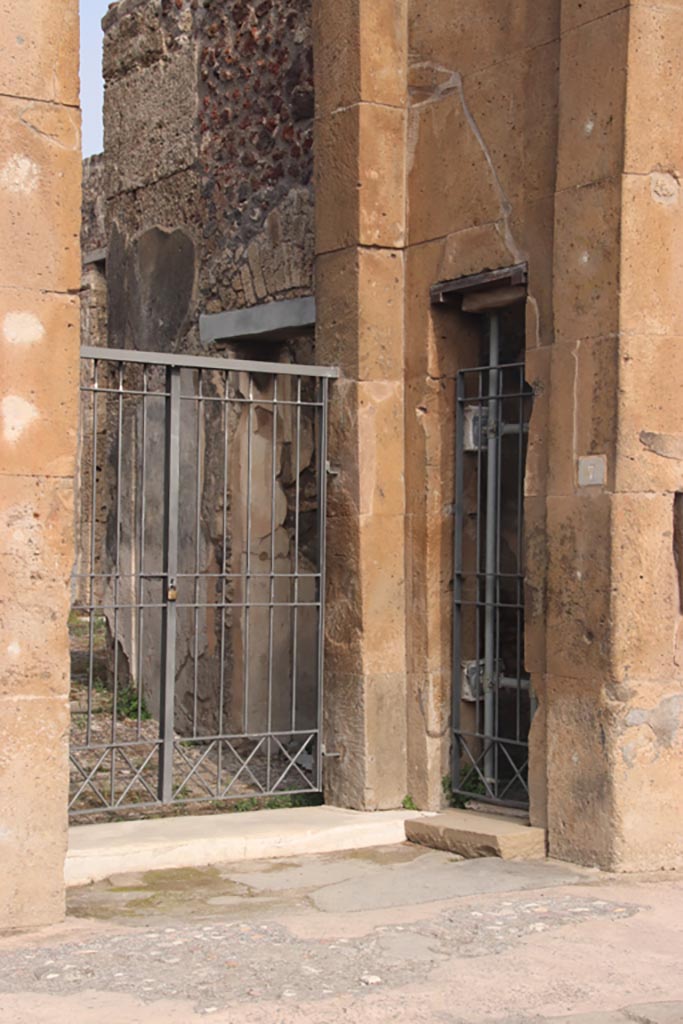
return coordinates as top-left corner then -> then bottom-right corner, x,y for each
69,346 -> 337,817
452,314 -> 534,808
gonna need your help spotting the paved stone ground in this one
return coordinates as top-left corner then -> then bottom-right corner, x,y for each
0,844 -> 681,1023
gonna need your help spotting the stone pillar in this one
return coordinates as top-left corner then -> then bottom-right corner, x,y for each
314,0 -> 409,808
544,0 -> 683,869
0,0 -> 81,926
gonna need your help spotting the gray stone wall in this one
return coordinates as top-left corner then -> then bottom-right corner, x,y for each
78,0 -> 318,752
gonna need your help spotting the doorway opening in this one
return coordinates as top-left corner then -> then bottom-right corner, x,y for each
434,266 -> 534,808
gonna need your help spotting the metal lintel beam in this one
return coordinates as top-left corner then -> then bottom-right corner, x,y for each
199,296 -> 316,346
430,264 -> 528,307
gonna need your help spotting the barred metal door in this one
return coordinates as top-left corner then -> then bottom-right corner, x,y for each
452,314 -> 534,808
69,347 -> 337,817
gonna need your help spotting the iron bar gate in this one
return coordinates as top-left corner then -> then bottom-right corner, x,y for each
69,346 -> 337,817
452,313 -> 534,808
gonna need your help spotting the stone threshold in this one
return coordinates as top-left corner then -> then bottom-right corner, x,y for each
65,806 -> 428,887
405,808 -> 547,860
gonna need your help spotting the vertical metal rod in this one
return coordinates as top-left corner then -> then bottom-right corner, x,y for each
243,376 -> 254,735
86,361 -> 99,747
516,366 -> 524,741
316,378 -> 330,790
135,366 -> 148,739
217,371 -> 230,791
494,363 -> 504,796
474,369 -> 483,742
291,378 -> 302,733
452,371 -> 465,788
192,371 -> 203,739
484,313 -> 500,788
111,362 -> 125,801
159,367 -> 181,804
266,376 -> 279,792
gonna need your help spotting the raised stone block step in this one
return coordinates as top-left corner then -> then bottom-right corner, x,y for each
405,809 -> 546,860
66,806 -> 427,887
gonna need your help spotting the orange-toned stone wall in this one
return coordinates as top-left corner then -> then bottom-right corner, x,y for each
404,2 -> 560,812
0,0 -> 81,927
315,0 -> 683,868
314,0 -> 409,808
544,0 -> 683,870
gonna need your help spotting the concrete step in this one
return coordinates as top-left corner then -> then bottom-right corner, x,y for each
405,808 -> 546,860
66,806 -> 427,887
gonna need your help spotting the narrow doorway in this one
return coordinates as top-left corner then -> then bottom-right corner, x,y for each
434,266 -> 534,808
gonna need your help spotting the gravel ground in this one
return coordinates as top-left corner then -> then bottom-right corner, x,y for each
1,847 -> 681,1024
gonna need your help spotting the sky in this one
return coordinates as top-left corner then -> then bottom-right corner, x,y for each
80,0 -> 111,157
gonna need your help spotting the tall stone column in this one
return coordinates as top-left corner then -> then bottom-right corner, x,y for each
0,0 -> 81,926
545,0 -> 683,869
313,0 -> 409,808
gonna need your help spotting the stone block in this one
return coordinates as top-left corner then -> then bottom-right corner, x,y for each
547,334 -> 618,496
405,374 -> 457,520
356,249 -> 405,380
323,672 -> 366,808
406,808 -> 546,859
461,41 -> 559,211
553,178 -> 621,345
357,514 -> 407,677
327,378 -> 405,520
364,671 -> 409,807
325,513 -> 406,678
323,669 -> 408,811
104,48 -> 198,197
0,291 -> 79,478
357,104 -> 406,248
313,0 -> 407,116
315,247 -> 405,381
611,493 -> 682,683
545,674 -> 617,869
523,43 -> 561,203
0,0 -> 79,105
409,0 -> 558,77
405,512 -> 454,674
556,7 -> 628,192
407,85 -> 502,247
611,678 -> 683,871
620,172 -> 683,337
626,4 -> 683,175
546,493 -> 612,679
616,334 -> 683,493
436,224 -> 515,292
0,477 -> 75,700
0,95 -> 81,293
406,669 -> 451,810
316,103 -> 406,253
0,695 -> 69,929
102,0 -> 165,82
561,1 -> 627,33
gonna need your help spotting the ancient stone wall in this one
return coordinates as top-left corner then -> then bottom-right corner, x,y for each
0,0 -> 81,927
314,0 -> 683,870
78,0 -> 318,751
99,0 -> 314,354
